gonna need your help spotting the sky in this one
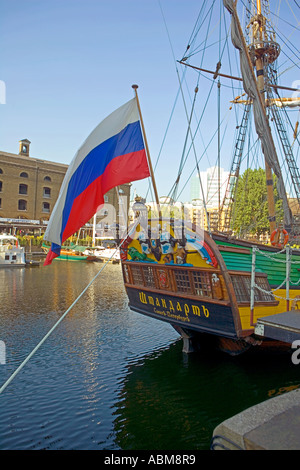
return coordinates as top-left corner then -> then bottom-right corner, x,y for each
1,0 -> 299,203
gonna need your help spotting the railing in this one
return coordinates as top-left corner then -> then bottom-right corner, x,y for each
250,245 -> 300,325
210,434 -> 244,450
122,261 -> 228,302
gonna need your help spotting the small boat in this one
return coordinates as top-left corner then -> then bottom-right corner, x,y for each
83,245 -> 120,263
0,234 -> 26,267
42,244 -> 96,262
57,249 -> 96,261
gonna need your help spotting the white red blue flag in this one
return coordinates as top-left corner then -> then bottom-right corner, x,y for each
43,97 -> 150,265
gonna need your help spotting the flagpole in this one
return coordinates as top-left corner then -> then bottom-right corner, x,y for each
132,84 -> 162,219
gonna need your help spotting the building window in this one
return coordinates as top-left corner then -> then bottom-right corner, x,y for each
44,176 -> 51,182
0,198 -> 2,208
20,172 -> 28,178
19,184 -> 28,195
0,181 -> 2,192
42,202 -> 50,213
0,168 -> 3,174
43,187 -> 51,198
18,200 -> 27,211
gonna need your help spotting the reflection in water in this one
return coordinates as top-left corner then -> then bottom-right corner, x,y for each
113,343 -> 300,450
0,263 -> 299,450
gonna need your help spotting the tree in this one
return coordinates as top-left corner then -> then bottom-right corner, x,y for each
231,168 -> 283,237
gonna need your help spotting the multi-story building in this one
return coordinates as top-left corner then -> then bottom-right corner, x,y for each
190,166 -> 229,208
0,139 -> 131,235
0,140 -> 68,232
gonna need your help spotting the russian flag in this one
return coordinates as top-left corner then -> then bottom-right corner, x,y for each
43,97 -> 150,265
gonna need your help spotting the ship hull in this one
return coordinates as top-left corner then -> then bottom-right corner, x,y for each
121,218 -> 300,356
126,286 -> 236,339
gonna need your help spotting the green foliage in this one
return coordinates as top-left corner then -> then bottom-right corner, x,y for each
231,168 -> 283,237
16,234 -> 94,247
17,235 -> 44,247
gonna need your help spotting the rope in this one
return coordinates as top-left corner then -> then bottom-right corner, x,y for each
0,222 -> 138,395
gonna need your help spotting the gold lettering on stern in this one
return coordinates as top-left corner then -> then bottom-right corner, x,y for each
202,305 -> 210,318
138,292 -> 210,322
139,292 -> 147,304
192,305 -> 201,317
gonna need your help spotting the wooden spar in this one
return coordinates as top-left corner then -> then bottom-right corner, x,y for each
231,97 -> 300,106
257,0 -> 262,15
178,61 -> 300,93
132,84 -> 162,219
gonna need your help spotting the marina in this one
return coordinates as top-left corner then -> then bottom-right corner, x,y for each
1,262 -> 300,450
1,0 -> 300,453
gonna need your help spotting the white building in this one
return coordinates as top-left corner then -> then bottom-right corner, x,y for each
190,166 -> 229,208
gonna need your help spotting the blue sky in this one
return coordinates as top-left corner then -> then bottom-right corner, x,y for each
1,0 -> 299,202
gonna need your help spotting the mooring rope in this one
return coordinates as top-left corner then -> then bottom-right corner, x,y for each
0,221 -> 139,395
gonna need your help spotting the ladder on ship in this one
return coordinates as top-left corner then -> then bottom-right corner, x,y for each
221,102 -> 251,232
265,67 -> 300,238
267,65 -> 300,210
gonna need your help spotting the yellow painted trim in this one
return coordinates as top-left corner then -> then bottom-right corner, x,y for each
239,289 -> 300,330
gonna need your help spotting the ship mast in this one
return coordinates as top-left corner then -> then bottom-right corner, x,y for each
250,0 -> 279,234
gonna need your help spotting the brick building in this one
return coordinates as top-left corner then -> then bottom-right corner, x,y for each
0,140 -> 68,232
0,139 -> 131,235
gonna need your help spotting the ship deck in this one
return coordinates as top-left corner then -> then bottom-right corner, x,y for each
255,310 -> 300,344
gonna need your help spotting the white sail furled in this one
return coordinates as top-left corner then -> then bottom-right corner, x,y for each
231,98 -> 300,108
223,0 -> 293,229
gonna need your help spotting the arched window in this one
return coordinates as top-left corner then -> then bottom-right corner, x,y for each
42,202 -> 50,213
0,168 -> 3,174
0,181 -> 2,192
44,176 -> 51,182
20,172 -> 28,178
18,200 -> 27,211
43,187 -> 51,198
19,184 -> 28,195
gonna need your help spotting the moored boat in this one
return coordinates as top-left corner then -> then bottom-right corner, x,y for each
0,234 -> 26,267
121,215 -> 300,355
42,244 -> 96,261
119,0 -> 300,355
43,0 -> 300,356
83,245 -> 120,263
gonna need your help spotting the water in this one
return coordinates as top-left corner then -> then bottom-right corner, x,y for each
0,261 -> 299,450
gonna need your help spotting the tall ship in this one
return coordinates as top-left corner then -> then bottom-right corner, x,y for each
43,0 -> 300,356
119,0 -> 300,355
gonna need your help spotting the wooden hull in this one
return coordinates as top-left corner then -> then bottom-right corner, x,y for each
126,286 -> 236,339
121,218 -> 300,355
